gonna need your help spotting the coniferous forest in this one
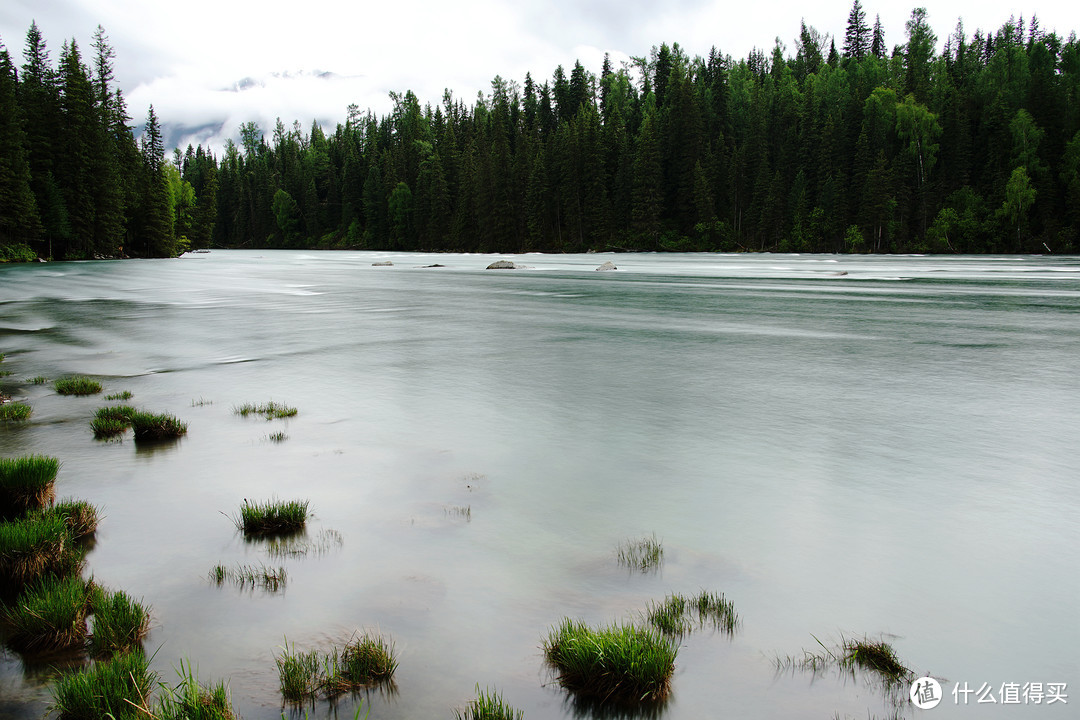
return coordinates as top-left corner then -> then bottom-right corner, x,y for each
3,4 -> 1080,260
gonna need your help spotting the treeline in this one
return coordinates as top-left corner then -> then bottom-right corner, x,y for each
5,5 -> 1080,259
0,23 -> 215,261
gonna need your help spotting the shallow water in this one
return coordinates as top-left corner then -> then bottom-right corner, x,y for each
1,251 -> 1078,719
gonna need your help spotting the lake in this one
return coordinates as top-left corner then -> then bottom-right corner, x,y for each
1,251 -> 1078,719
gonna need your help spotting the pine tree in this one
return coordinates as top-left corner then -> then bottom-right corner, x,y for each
138,105 -> 174,256
843,0 -> 871,59
0,40 -> 42,250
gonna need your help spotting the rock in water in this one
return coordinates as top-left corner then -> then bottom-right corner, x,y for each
486,260 -> 517,269
372,260 -> 394,266
596,261 -> 617,271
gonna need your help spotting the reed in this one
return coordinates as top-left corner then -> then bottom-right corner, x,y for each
50,651 -> 156,720
209,563 -> 287,591
40,499 -> 100,539
104,391 -> 134,400
28,375 -> 49,385
0,402 -> 32,421
3,574 -> 91,652
130,411 -> 187,441
89,588 -> 152,656
234,498 -> 310,537
775,634 -> 914,686
234,401 -> 298,420
264,528 -> 343,559
643,590 -> 739,636
54,377 -> 102,396
456,686 -> 524,720
616,534 -> 663,572
0,514 -> 77,591
156,660 -> 237,720
267,431 -> 288,443
0,455 -> 60,518
543,618 -> 678,703
276,640 -> 323,701
326,633 -> 398,692
91,405 -> 137,439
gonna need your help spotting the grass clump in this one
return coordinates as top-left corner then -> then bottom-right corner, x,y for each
3,574 -> 92,652
235,400 -> 298,420
156,660 -> 237,720
50,651 -> 156,720
28,375 -> 49,384
265,528 -> 343,559
91,405 -> 137,439
0,514 -> 77,592
276,641 -> 323,701
0,454 -> 60,518
0,402 -> 32,421
327,633 -> 398,692
543,618 -> 678,704
616,534 -> 663,572
130,411 -> 187,441
89,587 -> 151,656
54,377 -> 102,396
644,590 -> 739,636
775,634 -> 914,686
104,390 -> 133,400
234,498 -> 310,537
209,563 -> 287,592
457,686 -> 524,720
39,499 -> 100,539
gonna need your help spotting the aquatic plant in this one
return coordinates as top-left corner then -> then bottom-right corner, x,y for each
644,594 -> 693,636
234,498 -> 310,537
190,397 -> 213,406
39,498 -> 100,539
130,411 -> 187,441
91,405 -> 137,438
775,634 -> 914,686
156,660 -> 238,720
643,590 -> 739,636
54,377 -> 102,396
446,504 -> 472,520
276,640 -> 323,701
0,454 -> 60,518
616,534 -> 663,572
0,402 -> 32,421
325,632 -> 398,692
104,390 -> 134,400
267,431 -> 288,443
28,375 -> 49,385
3,574 -> 92,652
264,528 -> 343,559
89,587 -> 152,656
0,514 -> 79,592
456,686 -> 524,720
542,618 -> 678,704
50,651 -> 156,720
234,400 -> 298,420
209,563 -> 287,591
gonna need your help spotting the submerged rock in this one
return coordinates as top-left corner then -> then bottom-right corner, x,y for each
486,260 -> 517,269
372,261 -> 394,266
596,261 -> 617,271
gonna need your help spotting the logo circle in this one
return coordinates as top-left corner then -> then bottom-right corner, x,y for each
910,677 -> 943,709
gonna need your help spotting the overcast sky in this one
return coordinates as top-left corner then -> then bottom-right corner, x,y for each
2,1 -> 1078,155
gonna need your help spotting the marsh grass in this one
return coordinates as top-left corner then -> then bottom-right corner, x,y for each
89,588 -> 151,656
190,398 -> 213,407
235,401 -> 298,420
616,534 -> 663,572
326,633 -> 398,692
130,411 -> 187,441
267,431 -> 288,443
0,455 -> 60,518
235,498 -> 310,537
28,375 -> 48,385
0,402 -> 32,421
0,514 -> 80,592
543,618 -> 678,704
456,686 -> 524,720
157,660 -> 237,720
0,370 -> 11,377
644,591 -> 739,636
265,529 -> 343,559
775,634 -> 914,687
39,499 -> 100,539
3,574 -> 91,653
50,651 -> 156,720
445,505 -> 472,521
104,391 -> 134,400
209,563 -> 287,592
54,377 -> 102,396
276,641 -> 323,701
91,405 -> 137,439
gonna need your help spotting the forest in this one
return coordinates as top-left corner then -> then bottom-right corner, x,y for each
2,3 -> 1080,259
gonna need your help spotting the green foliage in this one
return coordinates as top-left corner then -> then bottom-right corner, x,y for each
276,641 -> 323,701
3,574 -> 91,652
0,514 -> 72,590
0,402 -> 32,421
28,375 -> 48,384
643,590 -> 739,636
209,562 -> 287,591
234,400 -> 297,419
104,390 -> 133,400
91,404 -> 137,438
275,634 -> 397,702
129,411 -> 187,441
50,651 -> 156,720
0,454 -> 60,518
39,498 -> 99,539
156,661 -> 238,720
543,618 -> 678,703
775,634 -> 914,686
234,498 -> 310,536
54,377 -> 102,396
457,686 -> 524,720
616,534 -> 663,572
89,586 -> 151,656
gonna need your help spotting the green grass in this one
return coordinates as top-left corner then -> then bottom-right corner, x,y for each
234,400 -> 298,420
644,594 -> 693,635
89,587 -> 152,656
130,411 -> 187,441
267,431 -> 288,443
104,390 -> 134,400
543,618 -> 678,704
28,375 -> 49,385
190,397 -> 213,407
0,514 -> 72,590
616,534 -> 663,572
54,377 -> 102,396
50,651 -> 156,720
91,405 -> 137,439
156,660 -> 237,720
0,402 -> 32,421
209,563 -> 287,592
234,498 -> 310,537
326,633 -> 398,692
457,686 -> 524,720
276,640 -> 323,701
775,634 -> 914,686
39,498 -> 100,540
0,455 -> 60,518
264,528 -> 343,559
644,591 -> 739,636
3,574 -> 92,653
0,370 -> 11,377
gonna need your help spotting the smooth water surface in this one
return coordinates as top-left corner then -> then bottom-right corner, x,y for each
1,251 -> 1078,718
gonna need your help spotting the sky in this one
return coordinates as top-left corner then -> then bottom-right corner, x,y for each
2,0 -> 1078,155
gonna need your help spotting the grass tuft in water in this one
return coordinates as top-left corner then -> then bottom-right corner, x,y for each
775,634 -> 914,686
130,411 -> 187,441
3,574 -> 92,652
39,498 -> 100,539
326,633 -> 398,692
543,618 -> 677,704
644,595 -> 692,635
0,454 -> 60,518
91,405 -> 137,439
54,377 -> 102,396
264,529 -> 343,559
0,402 -> 32,421
28,375 -> 49,385
235,498 -> 310,537
104,390 -> 134,400
456,685 -> 524,720
616,534 -> 663,572
209,563 -> 287,592
156,660 -> 237,720
235,401 -> 298,420
643,590 -> 739,636
276,640 -> 323,701
267,431 -> 288,443
190,397 -> 213,407
0,515 -> 81,593
89,587 -> 152,656
50,651 -> 156,720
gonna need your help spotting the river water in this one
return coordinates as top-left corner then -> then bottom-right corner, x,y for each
1,251 -> 1077,719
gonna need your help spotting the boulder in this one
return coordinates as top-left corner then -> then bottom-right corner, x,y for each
595,261 -> 617,271
372,261 -> 394,266
486,260 -> 517,269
